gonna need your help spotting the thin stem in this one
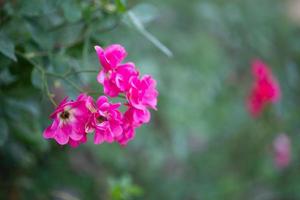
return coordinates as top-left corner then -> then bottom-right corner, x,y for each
44,75 -> 57,107
16,51 -> 44,72
24,51 -> 49,59
16,51 -> 57,106
64,69 -> 98,77
46,72 -> 84,92
64,78 -> 84,92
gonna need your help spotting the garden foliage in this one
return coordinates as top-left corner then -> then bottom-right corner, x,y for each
1,0 -> 300,199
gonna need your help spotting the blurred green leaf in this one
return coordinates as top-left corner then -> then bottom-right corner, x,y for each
25,21 -> 54,50
31,67 -> 43,90
0,32 -> 17,61
8,142 -> 35,168
4,98 -> 47,152
53,23 -> 84,48
109,175 -> 143,200
0,68 -> 16,85
126,11 -> 173,57
115,0 -> 127,13
62,0 -> 82,23
19,0 -> 44,16
130,4 -> 158,24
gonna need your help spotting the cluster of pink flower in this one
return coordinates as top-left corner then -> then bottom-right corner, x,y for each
246,60 -> 291,169
43,44 -> 158,147
247,59 -> 281,117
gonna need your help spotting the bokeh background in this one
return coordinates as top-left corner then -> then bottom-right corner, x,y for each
1,0 -> 300,199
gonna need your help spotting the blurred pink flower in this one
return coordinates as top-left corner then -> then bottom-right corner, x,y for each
97,62 -> 139,97
116,105 -> 151,146
127,75 -> 158,111
123,106 -> 151,127
86,96 -> 123,144
95,45 -> 139,97
273,133 -> 291,169
43,94 -> 91,147
94,44 -> 127,71
117,117 -> 136,146
247,59 -> 281,117
43,44 -> 159,147
68,135 -> 88,148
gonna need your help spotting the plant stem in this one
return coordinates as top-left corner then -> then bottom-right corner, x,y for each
64,69 -> 99,77
44,74 -> 57,107
46,72 -> 84,92
16,51 -> 58,106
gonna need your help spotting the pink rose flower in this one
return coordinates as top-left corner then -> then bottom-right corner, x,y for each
43,94 -> 91,146
95,44 -> 140,97
94,44 -> 127,71
86,96 -> 123,144
97,62 -> 139,97
68,135 -> 87,148
116,119 -> 136,146
43,43 -> 159,147
247,59 -> 281,117
116,106 -> 150,146
273,134 -> 291,169
126,75 -> 158,111
123,106 -> 151,127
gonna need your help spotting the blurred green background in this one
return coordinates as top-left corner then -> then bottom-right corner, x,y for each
1,0 -> 300,199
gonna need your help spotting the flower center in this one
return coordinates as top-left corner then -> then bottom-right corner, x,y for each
106,70 -> 112,79
60,111 -> 70,120
97,115 -> 107,124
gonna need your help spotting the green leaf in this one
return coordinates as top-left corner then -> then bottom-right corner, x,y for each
115,0 -> 126,13
31,67 -> 43,89
62,0 -> 82,23
52,23 -> 84,48
0,32 -> 17,61
19,0 -> 43,16
25,21 -> 54,50
130,4 -> 158,24
4,98 -> 48,152
0,68 -> 16,85
109,175 -> 143,200
7,142 -> 35,168
126,11 -> 173,57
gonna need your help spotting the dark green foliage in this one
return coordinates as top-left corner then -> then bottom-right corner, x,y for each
1,0 -> 300,199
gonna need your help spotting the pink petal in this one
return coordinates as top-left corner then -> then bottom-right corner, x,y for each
69,130 -> 84,141
104,44 -> 127,67
110,122 -> 123,137
54,129 -> 69,145
96,96 -> 108,108
94,131 -> 105,144
43,126 -> 55,139
134,108 -> 150,125
110,102 -> 121,110
97,70 -> 106,84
